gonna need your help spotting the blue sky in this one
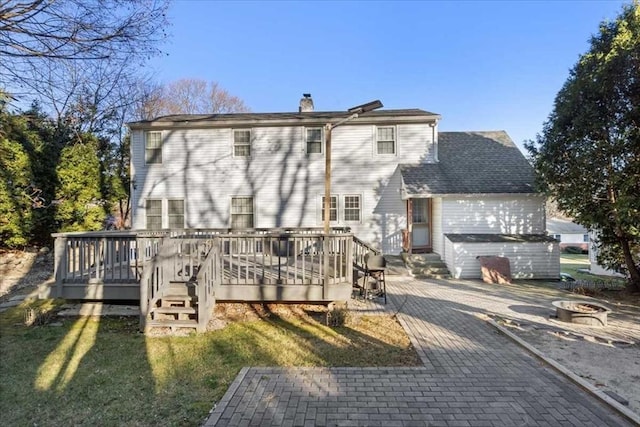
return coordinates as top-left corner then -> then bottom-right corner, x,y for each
150,0 -> 627,151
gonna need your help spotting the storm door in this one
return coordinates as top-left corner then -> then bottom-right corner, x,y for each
408,198 -> 431,253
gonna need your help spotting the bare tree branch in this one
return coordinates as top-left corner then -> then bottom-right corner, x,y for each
0,0 -> 168,61
142,78 -> 250,118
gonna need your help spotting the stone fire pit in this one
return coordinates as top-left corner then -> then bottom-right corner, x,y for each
552,300 -> 611,326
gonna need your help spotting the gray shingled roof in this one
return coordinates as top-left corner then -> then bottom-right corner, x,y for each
129,109 -> 439,127
546,218 -> 588,235
401,131 -> 535,195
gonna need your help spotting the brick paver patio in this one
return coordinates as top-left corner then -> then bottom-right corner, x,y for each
204,277 -> 633,426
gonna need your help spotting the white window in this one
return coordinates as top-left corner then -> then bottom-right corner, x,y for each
343,195 -> 361,222
306,127 -> 323,154
168,200 -> 185,229
376,126 -> 396,154
233,129 -> 251,157
145,131 -> 163,164
554,234 -> 562,240
146,199 -> 162,230
231,197 -> 254,228
321,196 -> 337,222
583,234 -> 589,243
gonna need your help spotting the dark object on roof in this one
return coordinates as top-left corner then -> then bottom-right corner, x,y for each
401,131 -> 536,195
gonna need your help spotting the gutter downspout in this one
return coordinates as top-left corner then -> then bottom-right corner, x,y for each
430,121 -> 439,162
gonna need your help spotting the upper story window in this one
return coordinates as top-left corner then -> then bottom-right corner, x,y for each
145,131 -> 163,164
168,200 -> 185,229
233,129 -> 251,157
376,126 -> 396,154
583,234 -> 589,243
306,127 -> 323,154
146,199 -> 162,230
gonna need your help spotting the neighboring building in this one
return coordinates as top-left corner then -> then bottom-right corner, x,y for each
128,95 -> 559,280
588,231 -> 627,277
546,218 -> 589,253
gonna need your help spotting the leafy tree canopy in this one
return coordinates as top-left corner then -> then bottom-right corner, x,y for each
526,2 -> 640,291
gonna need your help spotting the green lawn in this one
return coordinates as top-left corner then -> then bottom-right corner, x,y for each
560,253 -> 626,288
560,253 -> 591,279
0,300 -> 419,426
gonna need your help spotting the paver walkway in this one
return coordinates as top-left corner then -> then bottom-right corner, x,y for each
204,276 -> 633,426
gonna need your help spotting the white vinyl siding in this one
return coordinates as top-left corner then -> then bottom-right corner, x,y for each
431,198 -> 444,256
444,237 -> 560,279
306,127 -> 323,154
130,122 -> 432,254
145,199 -> 162,230
376,126 -> 396,154
440,196 -> 545,234
168,199 -> 185,228
233,129 -> 251,157
145,131 -> 162,164
231,197 -> 254,229
367,167 -> 406,253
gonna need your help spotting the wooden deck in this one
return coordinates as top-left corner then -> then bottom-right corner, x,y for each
51,228 -> 378,332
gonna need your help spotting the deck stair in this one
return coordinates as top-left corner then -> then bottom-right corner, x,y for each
402,253 -> 451,279
382,255 -> 409,275
146,282 -> 199,331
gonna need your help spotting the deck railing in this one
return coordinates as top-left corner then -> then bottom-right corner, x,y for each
53,228 -> 356,290
195,241 -> 222,332
216,233 -> 352,286
54,228 -> 361,330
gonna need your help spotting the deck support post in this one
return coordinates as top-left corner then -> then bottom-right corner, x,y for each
323,236 -> 329,300
139,238 -> 149,332
54,236 -> 67,298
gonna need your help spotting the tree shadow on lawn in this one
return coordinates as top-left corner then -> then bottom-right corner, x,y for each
0,306 -> 162,426
0,301 -> 420,426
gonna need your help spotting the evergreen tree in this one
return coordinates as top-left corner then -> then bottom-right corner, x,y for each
526,3 -> 640,291
54,136 -> 107,232
0,114 -> 34,247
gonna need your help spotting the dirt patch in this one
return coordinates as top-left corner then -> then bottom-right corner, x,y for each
492,308 -> 640,416
0,249 -> 54,302
207,302 -> 331,332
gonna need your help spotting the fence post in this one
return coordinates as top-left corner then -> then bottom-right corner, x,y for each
323,235 -> 330,299
346,235 -> 353,286
138,237 -> 149,332
54,236 -> 68,298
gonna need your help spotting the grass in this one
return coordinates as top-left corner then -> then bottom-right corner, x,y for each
0,300 -> 420,426
560,253 -> 592,281
560,253 -> 630,300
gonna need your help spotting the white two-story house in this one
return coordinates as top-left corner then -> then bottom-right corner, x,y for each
128,95 -> 559,279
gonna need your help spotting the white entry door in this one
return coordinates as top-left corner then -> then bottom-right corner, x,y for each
411,199 -> 430,248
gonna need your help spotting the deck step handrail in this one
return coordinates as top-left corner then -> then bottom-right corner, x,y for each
352,236 -> 381,272
195,239 -> 221,332
140,237 -> 215,331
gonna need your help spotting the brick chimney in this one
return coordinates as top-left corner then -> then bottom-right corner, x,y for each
299,93 -> 314,112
